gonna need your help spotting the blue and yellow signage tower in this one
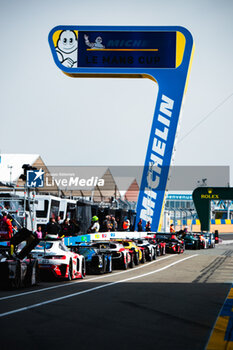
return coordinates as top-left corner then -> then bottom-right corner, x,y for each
49,26 -> 194,232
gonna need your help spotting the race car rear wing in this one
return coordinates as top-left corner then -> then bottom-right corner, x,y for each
10,228 -> 40,260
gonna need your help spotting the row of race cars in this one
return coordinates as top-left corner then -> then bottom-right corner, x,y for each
0,230 -> 218,289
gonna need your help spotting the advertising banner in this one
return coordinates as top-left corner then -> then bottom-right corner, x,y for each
49,26 -> 194,231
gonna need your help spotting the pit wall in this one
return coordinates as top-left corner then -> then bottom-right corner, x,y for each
63,222 -> 233,246
171,219 -> 233,233
64,231 -> 153,245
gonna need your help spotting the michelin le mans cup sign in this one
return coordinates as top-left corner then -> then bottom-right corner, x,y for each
49,26 -> 194,232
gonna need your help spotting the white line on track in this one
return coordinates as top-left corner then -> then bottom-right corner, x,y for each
0,254 -> 175,301
0,254 -> 198,318
220,240 -> 233,245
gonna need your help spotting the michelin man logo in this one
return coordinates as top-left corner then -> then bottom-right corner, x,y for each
56,30 -> 78,68
84,34 -> 105,49
27,169 -> 44,188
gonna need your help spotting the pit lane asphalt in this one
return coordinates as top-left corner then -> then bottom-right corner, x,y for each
0,245 -> 232,350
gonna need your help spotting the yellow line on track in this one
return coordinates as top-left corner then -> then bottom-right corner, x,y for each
206,286 -> 233,349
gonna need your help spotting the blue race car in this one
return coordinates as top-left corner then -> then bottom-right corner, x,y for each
69,245 -> 112,274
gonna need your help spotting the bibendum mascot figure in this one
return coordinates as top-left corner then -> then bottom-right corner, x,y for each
56,30 -> 78,68
84,34 -> 105,49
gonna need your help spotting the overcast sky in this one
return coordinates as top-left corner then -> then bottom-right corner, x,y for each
1,0 -> 233,184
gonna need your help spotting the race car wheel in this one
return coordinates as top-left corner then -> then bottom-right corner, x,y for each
141,251 -> 146,264
68,260 -> 73,281
103,255 -> 107,274
108,256 -> 112,273
130,255 -> 135,268
81,258 -> 86,279
148,250 -> 153,261
135,252 -> 140,265
122,257 -> 128,270
24,264 -> 32,287
35,261 -> 40,285
12,262 -> 21,289
153,249 -> 156,260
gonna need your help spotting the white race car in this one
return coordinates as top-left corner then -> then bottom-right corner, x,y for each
31,239 -> 85,280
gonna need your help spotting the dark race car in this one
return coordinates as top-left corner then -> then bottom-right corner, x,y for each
156,233 -> 184,254
193,232 -> 209,249
0,228 -> 40,289
180,234 -> 200,250
70,245 -> 112,275
91,241 -> 132,269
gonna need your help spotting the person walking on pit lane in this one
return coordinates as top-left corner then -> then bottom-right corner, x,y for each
145,221 -> 151,232
110,216 -> 117,232
103,215 -> 111,232
137,219 -> 143,232
61,218 -> 71,237
0,212 -> 13,239
36,225 -> 43,239
88,216 -> 100,233
170,224 -> 175,233
123,218 -> 130,232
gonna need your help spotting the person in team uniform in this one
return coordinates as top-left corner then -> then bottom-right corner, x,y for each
46,217 -> 61,238
102,215 -> 111,232
88,216 -> 100,233
145,221 -> 151,232
137,219 -> 143,232
0,212 -> 13,239
123,218 -> 130,232
170,224 -> 175,233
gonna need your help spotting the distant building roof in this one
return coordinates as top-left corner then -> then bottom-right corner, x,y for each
0,154 -> 59,194
124,178 -> 139,202
114,176 -> 137,199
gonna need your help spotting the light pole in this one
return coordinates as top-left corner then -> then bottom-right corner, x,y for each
7,165 -> 13,184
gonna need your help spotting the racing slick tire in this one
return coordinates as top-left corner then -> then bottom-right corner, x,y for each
24,261 -> 39,287
35,261 -> 40,285
130,255 -> 135,268
107,256 -> 112,273
141,251 -> 146,264
68,260 -> 73,281
103,255 -> 108,274
81,258 -> 86,279
122,257 -> 128,270
153,249 -> 157,260
10,262 -> 21,289
178,246 -> 184,254
135,252 -> 140,265
148,249 -> 153,261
